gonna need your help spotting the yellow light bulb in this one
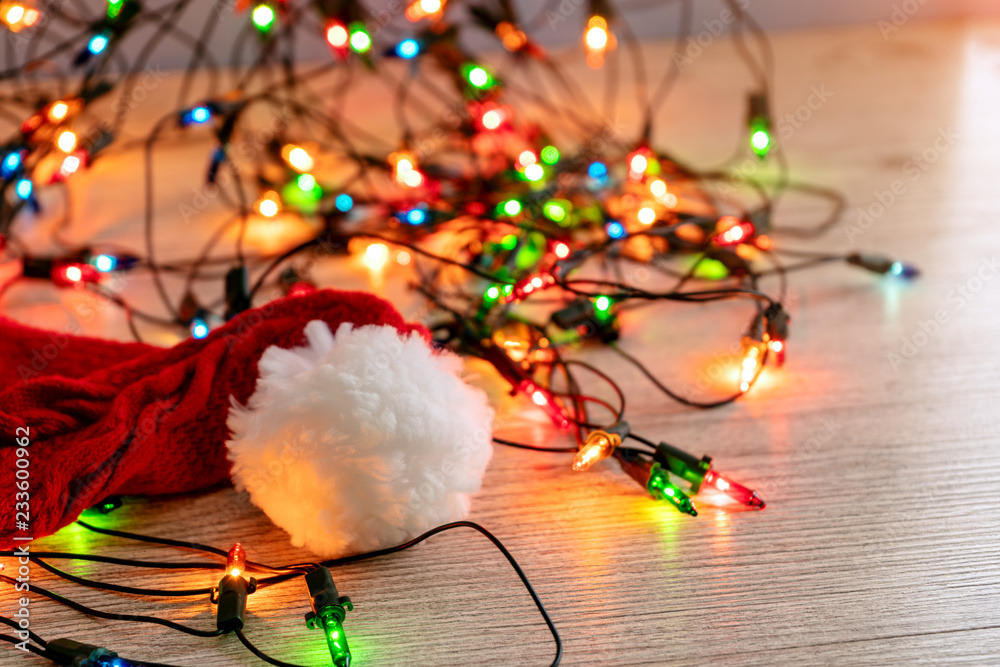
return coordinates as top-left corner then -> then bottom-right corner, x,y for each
586,25 -> 608,50
572,431 -> 621,472
285,146 -> 314,171
364,242 -> 389,270
650,179 -> 667,198
57,130 -> 77,152
6,5 -> 24,24
48,101 -> 69,122
637,206 -> 656,225
256,191 -> 280,217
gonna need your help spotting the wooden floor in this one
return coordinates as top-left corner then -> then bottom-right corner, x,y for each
4,16 -> 1000,666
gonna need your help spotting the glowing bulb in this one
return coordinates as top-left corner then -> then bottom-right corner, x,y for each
637,207 -> 656,225
88,32 -> 110,54
335,194 -> 353,211
502,199 -> 521,216
402,170 -> 423,187
482,109 -> 502,129
553,242 -> 570,259
48,101 -> 69,122
770,340 -> 783,353
751,130 -> 770,151
15,179 -> 32,199
364,242 -> 389,270
524,163 -> 544,182
297,173 -> 317,192
518,150 -> 536,167
606,221 -> 626,239
650,179 -> 667,198
541,145 -> 560,164
572,430 -> 621,472
326,23 -> 348,48
286,146 -> 313,171
396,250 -> 411,265
57,130 -> 77,152
191,318 -> 209,339
594,295 -> 611,313
226,544 -> 248,579
59,155 -> 81,178
585,22 -> 608,50
629,154 -> 648,174
467,66 -> 489,88
94,255 -> 116,272
6,5 -> 24,24
420,0 -> 441,12
396,38 -> 420,59
256,191 -> 280,217
64,266 -> 82,282
588,162 -> 607,180
251,4 -> 275,30
349,24 -> 371,53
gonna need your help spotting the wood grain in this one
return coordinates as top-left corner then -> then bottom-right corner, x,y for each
3,16 -> 1000,666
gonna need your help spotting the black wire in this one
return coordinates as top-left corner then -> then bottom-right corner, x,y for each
0,615 -> 48,648
0,575 -> 224,638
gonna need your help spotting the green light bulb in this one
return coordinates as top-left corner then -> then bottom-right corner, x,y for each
501,200 -> 521,217
647,463 -> 697,516
348,23 -> 371,53
463,63 -> 496,90
319,607 -> 351,667
540,145 -> 560,165
252,4 -> 276,32
749,118 -> 771,158
108,0 -> 124,20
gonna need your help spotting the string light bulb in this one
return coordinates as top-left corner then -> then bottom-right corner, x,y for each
57,130 -> 77,152
283,145 -> 314,172
256,190 -> 280,217
516,379 -> 571,429
325,20 -> 348,50
647,463 -> 697,516
251,4 -> 275,33
4,3 -> 39,32
652,441 -> 766,509
584,16 -> 613,68
739,335 -> 767,392
226,543 -> 247,578
406,0 -> 445,22
572,430 -> 621,471
305,567 -> 354,667
348,22 -> 371,53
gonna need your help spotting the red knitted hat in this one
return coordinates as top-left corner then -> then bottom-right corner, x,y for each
1,289 -> 494,557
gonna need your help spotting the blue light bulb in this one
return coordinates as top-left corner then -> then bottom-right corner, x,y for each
88,33 -> 110,55
335,194 -> 353,212
406,207 -> 426,225
191,318 -> 210,339
2,152 -> 21,176
15,179 -> 32,199
606,221 -> 626,239
189,106 -> 211,124
588,162 -> 607,179
396,39 -> 420,59
94,254 -> 117,272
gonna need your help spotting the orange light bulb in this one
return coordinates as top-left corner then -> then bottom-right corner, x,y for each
572,431 -> 622,471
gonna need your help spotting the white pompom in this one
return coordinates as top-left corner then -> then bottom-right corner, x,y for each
226,321 -> 494,558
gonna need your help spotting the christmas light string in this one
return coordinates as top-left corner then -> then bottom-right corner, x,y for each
1,1 -> 918,663
2,517 -> 563,666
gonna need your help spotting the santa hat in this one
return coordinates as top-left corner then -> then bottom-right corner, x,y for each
0,289 -> 494,557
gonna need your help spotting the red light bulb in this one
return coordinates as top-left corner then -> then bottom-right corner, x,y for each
703,469 -> 765,508
227,543 -> 248,578
503,271 -> 555,304
516,379 -> 570,429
